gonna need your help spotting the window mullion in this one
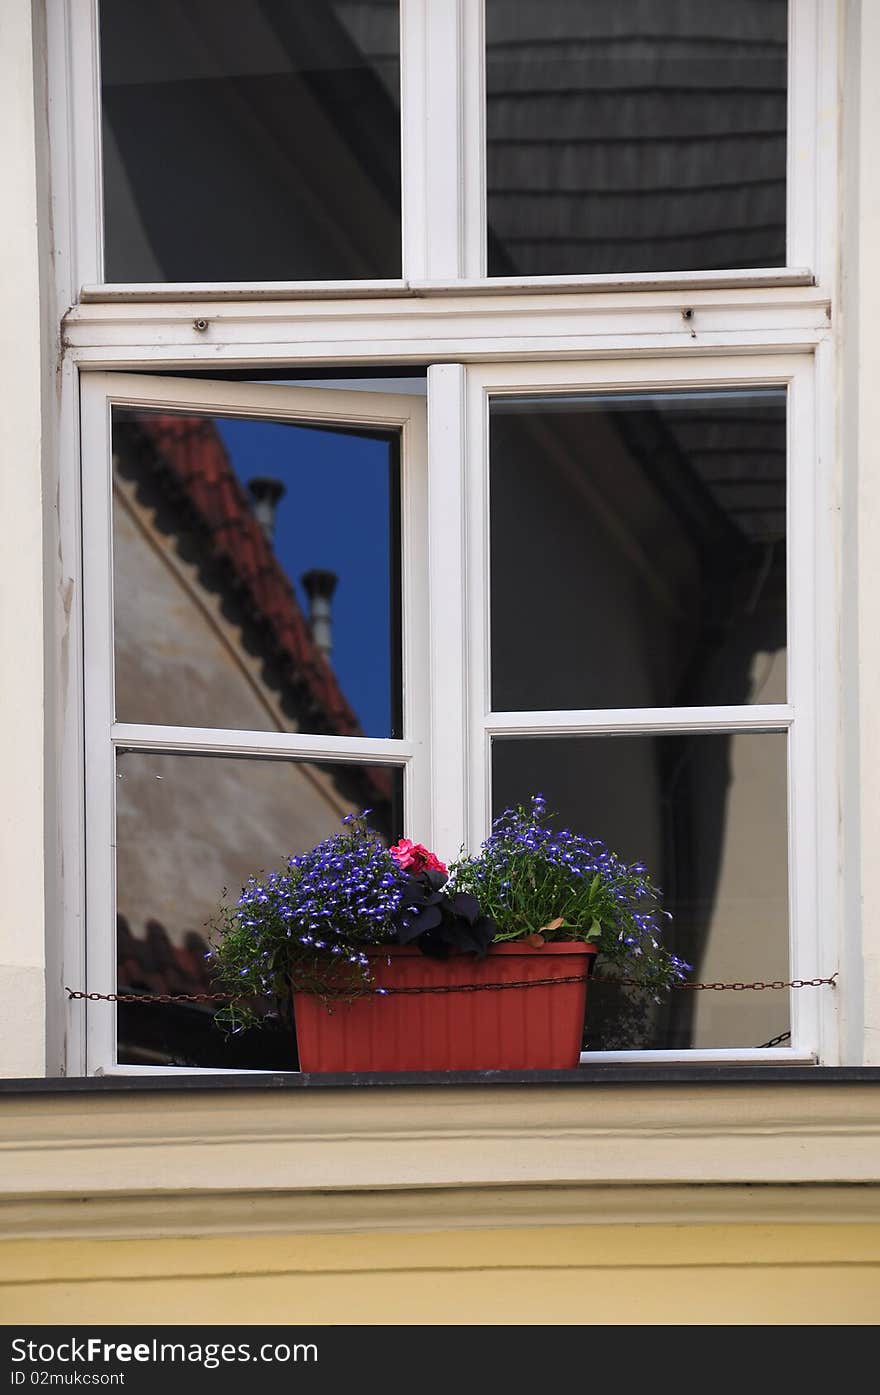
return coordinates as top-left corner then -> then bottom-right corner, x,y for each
399,0 -> 429,280
787,351 -> 823,1058
399,398 -> 432,842
426,364 -> 469,855
80,366 -> 117,1074
403,0 -> 479,282
461,0 -> 486,280
812,336 -> 843,1063
465,370 -> 491,847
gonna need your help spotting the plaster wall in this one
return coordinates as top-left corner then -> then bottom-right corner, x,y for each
848,0 -> 880,1063
1,1223 -> 879,1324
2,0 -> 880,1331
0,0 -> 47,1077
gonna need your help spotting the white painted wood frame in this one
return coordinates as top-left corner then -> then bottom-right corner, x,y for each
46,1 -> 842,1074
461,354 -> 836,1065
79,374 -> 429,1075
52,0 -> 834,300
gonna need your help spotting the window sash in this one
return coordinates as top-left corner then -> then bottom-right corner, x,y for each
51,0 -> 835,300
459,353 -> 833,1063
79,372 -> 429,1075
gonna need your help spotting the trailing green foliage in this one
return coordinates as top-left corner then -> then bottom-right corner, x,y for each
448,795 -> 689,994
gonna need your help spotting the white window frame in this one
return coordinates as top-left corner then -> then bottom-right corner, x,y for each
50,0 -> 836,300
461,353 -> 837,1066
79,374 -> 429,1076
45,0 -> 842,1074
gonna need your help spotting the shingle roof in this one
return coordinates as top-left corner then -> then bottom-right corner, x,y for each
484,0 -> 788,277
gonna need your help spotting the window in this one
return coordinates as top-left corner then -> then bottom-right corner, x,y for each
81,374 -> 427,1071
98,1 -> 403,283
484,0 -> 789,277
52,1 -> 838,1073
465,357 -> 820,1057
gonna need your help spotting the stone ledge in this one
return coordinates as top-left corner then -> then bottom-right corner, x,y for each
3,1079 -> 880,1200
4,1182 -> 880,1243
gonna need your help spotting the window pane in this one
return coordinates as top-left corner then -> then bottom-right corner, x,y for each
100,0 -> 401,282
486,0 -> 788,277
115,750 -> 403,1067
490,389 -> 786,711
113,406 -> 402,739
492,733 -> 789,1050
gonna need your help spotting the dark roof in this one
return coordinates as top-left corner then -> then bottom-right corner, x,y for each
484,0 -> 788,276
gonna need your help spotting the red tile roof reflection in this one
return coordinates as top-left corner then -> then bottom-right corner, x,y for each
118,916 -> 214,999
135,412 -> 392,800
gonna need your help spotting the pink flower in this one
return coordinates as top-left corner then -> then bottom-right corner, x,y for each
390,838 -> 448,876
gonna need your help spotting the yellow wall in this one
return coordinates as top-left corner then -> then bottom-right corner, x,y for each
3,1224 -> 880,1325
5,1082 -> 880,1326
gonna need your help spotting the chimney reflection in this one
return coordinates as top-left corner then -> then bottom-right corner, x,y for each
301,568 -> 338,662
247,476 -> 286,542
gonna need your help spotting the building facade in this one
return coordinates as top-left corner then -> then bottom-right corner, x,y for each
2,0 -> 880,1324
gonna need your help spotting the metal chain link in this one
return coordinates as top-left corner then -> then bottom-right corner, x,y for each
65,972 -> 838,1004
66,989 -> 236,1004
758,1030 -> 792,1049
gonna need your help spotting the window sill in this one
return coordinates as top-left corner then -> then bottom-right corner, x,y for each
0,1063 -> 865,1093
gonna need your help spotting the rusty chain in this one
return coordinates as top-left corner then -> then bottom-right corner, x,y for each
65,971 -> 838,1004
66,990 -> 238,1004
757,1030 -> 793,1049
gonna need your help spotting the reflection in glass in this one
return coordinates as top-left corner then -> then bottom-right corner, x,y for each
112,407 -> 402,739
492,733 -> 789,1050
115,751 -> 403,1067
100,0 -> 401,281
490,389 -> 786,711
486,0 -> 788,277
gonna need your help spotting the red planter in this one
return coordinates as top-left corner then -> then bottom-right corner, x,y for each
292,941 -> 597,1073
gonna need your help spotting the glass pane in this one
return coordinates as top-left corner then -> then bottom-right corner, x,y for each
100,0 -> 401,282
113,406 -> 402,739
490,389 -> 786,711
115,750 -> 403,1067
486,0 -> 787,277
492,733 -> 789,1050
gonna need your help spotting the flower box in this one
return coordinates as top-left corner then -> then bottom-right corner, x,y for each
208,795 -> 687,1072
292,941 -> 597,1073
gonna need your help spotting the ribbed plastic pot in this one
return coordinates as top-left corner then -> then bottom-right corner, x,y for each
292,941 -> 597,1073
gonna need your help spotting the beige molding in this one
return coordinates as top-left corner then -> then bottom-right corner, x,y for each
3,1082 -> 880,1203
3,1182 -> 880,1243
